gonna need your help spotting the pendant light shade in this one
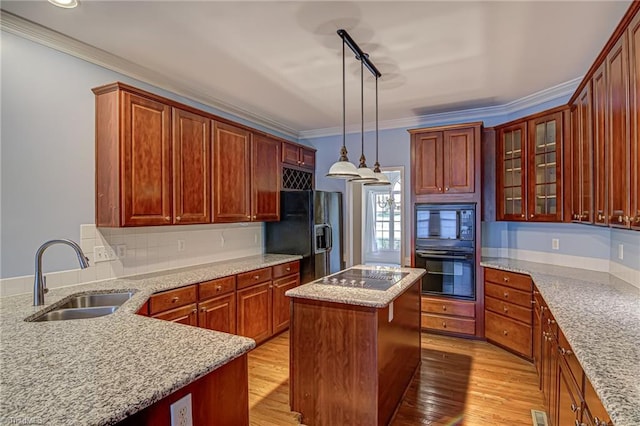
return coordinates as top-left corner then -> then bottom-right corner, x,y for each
365,75 -> 391,186
326,38 -> 359,179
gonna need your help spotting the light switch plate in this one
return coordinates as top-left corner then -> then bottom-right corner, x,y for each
170,393 -> 193,426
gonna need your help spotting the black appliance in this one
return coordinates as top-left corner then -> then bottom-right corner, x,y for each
414,203 -> 476,300
265,190 -> 344,284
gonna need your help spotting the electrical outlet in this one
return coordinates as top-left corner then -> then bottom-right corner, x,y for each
116,245 -> 127,258
552,238 -> 560,250
94,246 -> 108,263
170,393 -> 193,426
177,240 -> 186,252
618,244 -> 624,260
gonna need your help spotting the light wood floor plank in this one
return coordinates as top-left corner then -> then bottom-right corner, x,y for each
247,331 -> 544,425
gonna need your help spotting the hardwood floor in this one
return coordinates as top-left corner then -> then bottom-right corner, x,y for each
248,331 -> 544,426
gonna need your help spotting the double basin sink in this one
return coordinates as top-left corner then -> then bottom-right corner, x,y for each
29,291 -> 134,322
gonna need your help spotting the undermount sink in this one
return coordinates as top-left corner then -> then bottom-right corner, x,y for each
28,291 -> 134,322
31,306 -> 119,322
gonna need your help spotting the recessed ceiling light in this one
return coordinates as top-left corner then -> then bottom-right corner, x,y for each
48,0 -> 78,9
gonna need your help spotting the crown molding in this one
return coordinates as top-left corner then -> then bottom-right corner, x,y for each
0,10 -> 299,139
299,77 -> 581,140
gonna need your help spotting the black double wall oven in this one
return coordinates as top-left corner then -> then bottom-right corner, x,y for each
414,203 -> 476,300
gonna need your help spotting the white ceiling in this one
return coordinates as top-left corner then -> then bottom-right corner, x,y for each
1,1 -> 632,137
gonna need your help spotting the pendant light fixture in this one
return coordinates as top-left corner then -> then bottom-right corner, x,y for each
326,38 -> 359,179
350,57 -> 378,183
364,74 -> 391,186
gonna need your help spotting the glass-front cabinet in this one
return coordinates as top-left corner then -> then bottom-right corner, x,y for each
497,122 -> 527,221
496,108 -> 565,222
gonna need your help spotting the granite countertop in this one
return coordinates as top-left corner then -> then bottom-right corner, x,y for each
0,253 -> 300,426
285,264 -> 426,308
481,257 -> 640,426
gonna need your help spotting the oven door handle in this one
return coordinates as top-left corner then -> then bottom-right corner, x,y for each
416,251 -> 472,260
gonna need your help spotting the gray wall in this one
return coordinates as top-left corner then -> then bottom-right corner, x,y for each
0,32 -> 296,279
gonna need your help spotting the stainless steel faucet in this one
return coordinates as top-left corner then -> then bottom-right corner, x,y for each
33,239 -> 90,306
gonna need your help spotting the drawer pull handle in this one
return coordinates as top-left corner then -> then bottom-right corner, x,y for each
503,306 -> 508,313
442,322 -> 446,328
547,319 -> 555,325
503,330 -> 508,336
503,276 -> 509,282
286,267 -> 291,271
442,305 -> 447,311
503,292 -> 509,298
216,285 -> 222,292
560,347 -> 573,357
171,297 -> 180,303
192,308 -> 197,314
570,403 -> 580,413
254,275 -> 260,280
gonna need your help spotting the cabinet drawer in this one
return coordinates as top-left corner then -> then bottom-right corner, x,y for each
273,261 -> 300,279
421,297 -> 475,318
485,282 -> 532,308
149,285 -> 197,315
485,268 -> 532,292
485,296 -> 532,325
151,302 -> 198,326
199,276 -> 236,300
237,267 -> 272,289
421,313 -> 475,335
485,310 -> 532,358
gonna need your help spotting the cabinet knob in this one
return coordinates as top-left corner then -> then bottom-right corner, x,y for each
503,306 -> 508,313
445,187 -> 450,191
503,276 -> 509,282
541,306 -> 547,312
598,214 -> 604,221
176,216 -> 181,222
624,215 -> 630,223
570,403 -> 580,413
253,215 -> 257,219
442,305 -> 447,311
618,216 -> 623,223
547,318 -> 555,325
192,308 -> 197,314
216,285 -> 222,292
521,214 -> 525,218
560,347 -> 573,357
286,267 -> 291,271
247,215 -> 251,219
503,291 -> 509,298
438,187 -> 442,192
165,216 -> 171,221
254,275 -> 260,280
171,297 -> 180,303
442,322 -> 447,328
503,330 -> 508,336
635,216 -> 640,223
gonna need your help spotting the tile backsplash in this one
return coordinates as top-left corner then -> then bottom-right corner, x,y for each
0,223 -> 263,297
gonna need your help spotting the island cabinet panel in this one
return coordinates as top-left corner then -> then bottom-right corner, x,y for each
290,280 -> 421,426
213,121 -> 252,222
117,355 -> 249,426
237,282 -> 273,344
172,108 -> 210,224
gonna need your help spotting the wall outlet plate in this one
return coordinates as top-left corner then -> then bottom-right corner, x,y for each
552,239 -> 560,250
94,246 -> 116,263
177,239 -> 186,252
618,244 -> 624,260
170,393 -> 193,426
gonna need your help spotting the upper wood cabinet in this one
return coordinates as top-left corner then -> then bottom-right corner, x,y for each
282,141 -> 315,170
212,123 -> 280,222
593,64 -> 607,226
496,109 -> 566,222
410,123 -> 479,200
172,108 -> 211,225
94,87 -> 173,227
629,11 -> 640,229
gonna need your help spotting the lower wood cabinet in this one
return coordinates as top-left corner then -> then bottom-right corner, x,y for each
420,296 -> 476,336
484,268 -> 533,359
139,261 -> 299,345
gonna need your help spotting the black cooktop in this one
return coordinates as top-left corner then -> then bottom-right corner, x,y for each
317,268 -> 409,291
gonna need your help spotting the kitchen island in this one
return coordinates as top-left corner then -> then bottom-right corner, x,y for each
287,265 -> 425,426
0,254 -> 299,426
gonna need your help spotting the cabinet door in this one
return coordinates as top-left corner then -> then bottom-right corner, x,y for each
607,34 -> 631,227
570,105 -> 582,223
198,293 -> 236,334
629,12 -> 640,229
300,147 -> 315,170
237,282 -> 272,344
272,274 -> 299,334
152,303 -> 198,326
251,134 -> 280,222
412,131 -> 443,194
557,360 -> 582,426
282,142 -> 301,166
213,122 -> 251,222
497,122 -> 527,221
172,108 -> 210,224
122,92 -> 172,226
528,112 -> 563,221
443,128 -> 475,194
532,291 -> 542,385
593,64 -> 607,225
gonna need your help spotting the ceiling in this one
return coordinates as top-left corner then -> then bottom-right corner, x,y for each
1,1 -> 632,137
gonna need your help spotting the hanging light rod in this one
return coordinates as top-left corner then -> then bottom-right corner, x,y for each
337,29 -> 382,78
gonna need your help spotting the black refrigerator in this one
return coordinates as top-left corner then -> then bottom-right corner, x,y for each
265,190 -> 344,284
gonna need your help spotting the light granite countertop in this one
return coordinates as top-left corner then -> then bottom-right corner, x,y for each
285,264 -> 426,308
481,257 -> 640,426
0,253 -> 300,426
